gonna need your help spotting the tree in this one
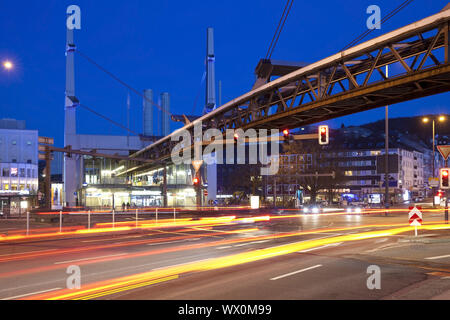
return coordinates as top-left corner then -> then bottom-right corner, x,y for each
280,139 -> 342,204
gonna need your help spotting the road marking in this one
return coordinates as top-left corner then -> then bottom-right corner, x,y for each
2,287 -> 62,300
54,253 -> 126,265
425,254 -> 450,260
270,264 -> 322,281
216,239 -> 271,249
146,238 -> 201,246
374,238 -> 388,244
365,242 -> 411,253
297,242 -> 342,253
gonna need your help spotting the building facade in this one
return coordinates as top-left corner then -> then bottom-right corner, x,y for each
0,120 -> 38,216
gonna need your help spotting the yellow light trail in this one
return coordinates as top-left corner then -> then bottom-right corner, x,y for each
26,223 -> 450,300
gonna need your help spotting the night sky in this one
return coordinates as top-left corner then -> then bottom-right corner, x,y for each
0,0 -> 449,147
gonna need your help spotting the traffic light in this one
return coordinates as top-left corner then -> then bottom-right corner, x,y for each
282,129 -> 293,144
437,190 -> 444,198
318,125 -> 329,145
440,168 -> 449,189
193,176 -> 200,186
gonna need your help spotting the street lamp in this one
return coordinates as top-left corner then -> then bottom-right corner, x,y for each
422,115 -> 446,206
2,60 -> 13,70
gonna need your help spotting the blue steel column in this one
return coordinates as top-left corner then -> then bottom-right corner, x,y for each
203,27 -> 216,114
64,26 -> 78,206
204,27 -> 217,203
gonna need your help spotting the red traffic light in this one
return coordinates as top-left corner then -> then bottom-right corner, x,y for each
318,125 -> 329,145
283,129 -> 289,136
193,177 -> 200,185
441,168 -> 449,188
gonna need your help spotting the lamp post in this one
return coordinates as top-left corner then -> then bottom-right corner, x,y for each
422,115 -> 446,207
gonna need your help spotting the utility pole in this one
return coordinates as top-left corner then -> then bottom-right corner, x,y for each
45,146 -> 52,210
384,65 -> 389,216
163,166 -> 168,207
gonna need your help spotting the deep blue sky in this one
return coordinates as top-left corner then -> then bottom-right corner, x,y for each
0,0 -> 449,147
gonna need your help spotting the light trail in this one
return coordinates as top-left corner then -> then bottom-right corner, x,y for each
0,228 -> 257,264
23,223 -> 450,300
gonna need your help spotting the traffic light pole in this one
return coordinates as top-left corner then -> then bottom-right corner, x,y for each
45,146 -> 52,210
445,189 -> 448,224
195,171 -> 201,208
163,166 -> 167,207
446,158 -> 449,224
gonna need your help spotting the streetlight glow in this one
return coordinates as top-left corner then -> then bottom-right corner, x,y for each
422,117 -> 429,123
438,115 -> 446,122
3,60 -> 13,70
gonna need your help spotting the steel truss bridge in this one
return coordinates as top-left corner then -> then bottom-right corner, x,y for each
122,6 -> 450,175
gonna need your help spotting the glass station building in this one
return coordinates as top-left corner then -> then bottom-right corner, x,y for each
77,157 -> 199,209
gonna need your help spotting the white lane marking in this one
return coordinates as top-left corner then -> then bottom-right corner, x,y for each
0,249 -> 58,257
146,238 -> 200,246
374,238 -> 388,244
425,254 -> 450,260
297,242 -> 342,253
235,243 -> 252,247
54,253 -> 126,265
270,264 -> 323,281
2,287 -> 62,300
217,246 -> 232,249
216,239 -> 271,249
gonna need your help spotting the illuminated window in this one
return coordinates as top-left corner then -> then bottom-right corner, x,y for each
345,171 -> 353,176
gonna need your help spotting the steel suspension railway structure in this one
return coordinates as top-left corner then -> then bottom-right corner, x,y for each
119,6 -> 450,176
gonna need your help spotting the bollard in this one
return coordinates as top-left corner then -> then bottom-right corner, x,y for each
155,207 -> 158,224
112,209 -> 115,229
173,207 -> 176,222
88,210 -> 91,230
59,210 -> 62,233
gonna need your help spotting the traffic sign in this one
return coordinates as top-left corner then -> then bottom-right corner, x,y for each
408,206 -> 422,237
408,206 -> 423,225
203,190 -> 208,196
38,136 -> 54,145
428,177 -> 439,187
437,145 -> 450,161
38,153 -> 54,160
192,160 -> 203,173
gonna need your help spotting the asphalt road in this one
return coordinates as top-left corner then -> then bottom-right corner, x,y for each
0,210 -> 449,300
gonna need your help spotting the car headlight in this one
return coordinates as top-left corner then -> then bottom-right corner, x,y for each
312,207 -> 319,214
355,207 -> 362,213
346,208 -> 352,213
304,207 -> 309,213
